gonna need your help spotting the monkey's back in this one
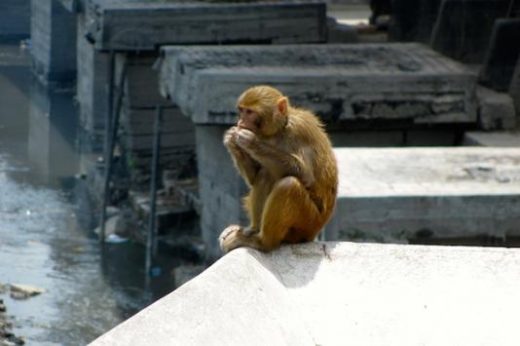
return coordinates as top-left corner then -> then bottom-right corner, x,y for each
288,108 -> 338,218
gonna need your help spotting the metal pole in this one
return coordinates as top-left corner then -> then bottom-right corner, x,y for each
100,53 -> 127,244
146,105 -> 162,283
99,50 -> 115,244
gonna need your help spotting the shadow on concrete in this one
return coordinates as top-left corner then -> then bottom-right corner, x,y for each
248,241 -> 340,289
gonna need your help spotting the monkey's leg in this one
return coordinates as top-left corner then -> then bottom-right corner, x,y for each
257,176 -> 323,250
222,177 -> 322,253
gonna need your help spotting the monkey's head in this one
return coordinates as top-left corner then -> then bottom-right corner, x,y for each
236,85 -> 289,137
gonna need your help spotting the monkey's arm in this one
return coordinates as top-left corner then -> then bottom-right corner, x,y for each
236,129 -> 314,187
224,127 -> 261,186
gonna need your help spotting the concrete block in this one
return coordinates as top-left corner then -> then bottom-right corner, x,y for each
84,0 -> 326,51
30,0 -> 77,87
479,19 -> 520,92
159,43 -> 477,126
91,242 -> 520,346
464,131 -> 520,147
328,147 -> 520,243
76,11 -> 110,143
476,86 -> 516,130
431,0 -> 510,64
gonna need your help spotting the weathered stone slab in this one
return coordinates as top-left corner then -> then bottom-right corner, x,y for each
327,147 -> 520,243
84,0 -> 326,51
159,43 -> 477,125
91,242 -> 520,346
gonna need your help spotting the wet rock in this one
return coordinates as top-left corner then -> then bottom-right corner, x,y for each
9,284 -> 45,300
94,214 -> 127,240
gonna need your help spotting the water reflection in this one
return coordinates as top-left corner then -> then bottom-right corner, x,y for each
0,44 -> 176,345
27,81 -> 78,188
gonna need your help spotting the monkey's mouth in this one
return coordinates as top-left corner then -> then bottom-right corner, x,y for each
238,125 -> 255,132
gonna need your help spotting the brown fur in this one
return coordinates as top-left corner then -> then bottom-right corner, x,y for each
219,85 -> 338,253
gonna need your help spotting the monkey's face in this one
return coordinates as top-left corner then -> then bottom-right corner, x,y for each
237,106 -> 262,133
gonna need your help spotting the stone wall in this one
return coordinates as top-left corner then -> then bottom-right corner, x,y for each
31,0 -> 77,87
76,10 -> 110,152
0,0 -> 30,42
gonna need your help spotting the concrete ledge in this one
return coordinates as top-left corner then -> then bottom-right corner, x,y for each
328,147 -> 520,242
159,43 -> 477,125
90,242 -> 520,346
84,0 -> 326,51
464,132 -> 520,147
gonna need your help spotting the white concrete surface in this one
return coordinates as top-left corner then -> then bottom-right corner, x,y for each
328,147 -> 520,241
90,241 -> 520,346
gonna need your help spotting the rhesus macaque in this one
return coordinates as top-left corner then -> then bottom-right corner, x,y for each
219,85 -> 338,253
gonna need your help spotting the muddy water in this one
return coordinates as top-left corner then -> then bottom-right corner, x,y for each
0,45 -> 175,345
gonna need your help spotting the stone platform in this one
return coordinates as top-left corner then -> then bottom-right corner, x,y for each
159,43 -> 478,126
90,242 -> 520,346
328,147 -> 520,243
82,0 -> 326,51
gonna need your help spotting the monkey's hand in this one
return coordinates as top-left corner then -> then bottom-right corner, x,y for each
223,126 -> 239,148
236,128 -> 257,149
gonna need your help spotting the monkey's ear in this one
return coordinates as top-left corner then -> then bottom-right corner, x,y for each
277,97 -> 289,115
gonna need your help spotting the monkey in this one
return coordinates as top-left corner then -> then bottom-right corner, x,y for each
219,85 -> 338,253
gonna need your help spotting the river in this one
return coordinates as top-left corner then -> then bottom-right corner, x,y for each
0,44 -> 177,345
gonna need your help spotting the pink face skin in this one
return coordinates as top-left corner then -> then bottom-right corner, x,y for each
237,107 -> 259,133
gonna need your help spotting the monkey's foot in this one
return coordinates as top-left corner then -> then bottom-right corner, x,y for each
219,225 -> 243,253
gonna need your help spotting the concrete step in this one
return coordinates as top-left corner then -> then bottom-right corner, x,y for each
327,147 -> 520,243
159,43 -> 478,126
90,242 -> 520,346
464,131 -> 520,147
82,0 -> 326,51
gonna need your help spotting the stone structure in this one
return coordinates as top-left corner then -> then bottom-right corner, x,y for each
476,86 -> 516,130
83,0 -> 326,51
479,19 -> 520,92
0,0 -> 31,42
56,0 -> 328,190
114,54 -> 195,185
30,0 -> 77,87
388,0 -> 441,43
91,242 -> 520,346
160,43 -> 478,125
158,43 -> 485,258
510,56 -> 520,119
328,147 -> 520,243
430,0 -> 510,64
